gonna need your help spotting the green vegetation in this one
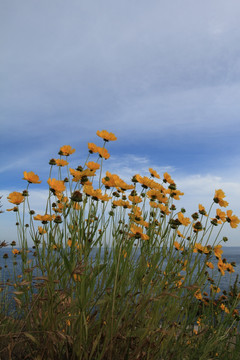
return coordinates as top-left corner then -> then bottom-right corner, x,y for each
1,130 -> 240,359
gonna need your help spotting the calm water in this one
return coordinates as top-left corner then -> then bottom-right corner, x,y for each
1,246 -> 240,294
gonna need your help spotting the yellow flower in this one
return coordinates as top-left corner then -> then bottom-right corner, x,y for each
194,290 -> 202,301
163,172 -> 174,184
54,159 -> 69,167
193,243 -> 209,254
199,204 -> 207,216
97,146 -> 110,159
149,168 -> 160,179
112,199 -> 131,208
213,189 -> 229,207
177,230 -> 185,239
96,130 -> 117,142
34,214 -> 55,222
7,192 -> 25,205
38,226 -> 47,234
59,145 -> 75,156
86,161 -> 100,170
128,195 -> 142,204
226,210 -> 240,228
174,241 -> 184,251
129,224 -> 149,240
178,212 -> 191,226
214,245 -> 223,259
88,143 -> 99,153
159,204 -> 170,215
23,171 -> 41,184
12,249 -> 20,255
210,285 -> 220,293
217,258 -> 227,276
220,303 -> 229,313
206,261 -> 214,269
216,209 -> 226,222
47,178 -> 66,193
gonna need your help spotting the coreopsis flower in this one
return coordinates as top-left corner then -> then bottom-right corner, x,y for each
216,209 -> 226,222
128,195 -> 142,204
193,243 -> 209,254
23,171 -> 41,184
226,210 -> 240,228
88,143 -> 99,153
194,290 -> 203,301
96,130 -> 117,142
206,261 -> 214,269
218,258 -> 227,276
112,199 -> 131,209
177,230 -> 185,239
178,212 -> 191,226
214,245 -> 223,259
47,178 -> 66,193
167,189 -> 184,200
174,241 -> 184,251
54,159 -> 69,167
6,207 -> 18,212
12,249 -> 20,255
102,172 -> 116,187
7,192 -> 25,205
34,214 -> 55,223
199,204 -> 207,216
213,189 -> 229,207
59,145 -> 75,156
159,204 -> 170,215
210,285 -> 220,293
38,226 -> 47,234
129,224 -> 149,240
86,161 -> 100,170
220,304 -> 230,314
97,147 -> 110,159
149,168 -> 160,179
163,172 -> 174,184
226,263 -> 235,273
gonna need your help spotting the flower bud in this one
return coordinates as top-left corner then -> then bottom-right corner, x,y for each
22,190 -> 29,197
191,212 -> 199,220
54,215 -> 62,224
70,191 -> 83,202
49,158 -> 56,165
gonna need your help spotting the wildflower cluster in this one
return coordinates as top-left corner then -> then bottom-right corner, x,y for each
1,130 -> 240,360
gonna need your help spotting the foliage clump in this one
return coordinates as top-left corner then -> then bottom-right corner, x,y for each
1,130 -> 240,359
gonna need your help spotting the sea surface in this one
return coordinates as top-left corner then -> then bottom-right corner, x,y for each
1,246 -> 240,295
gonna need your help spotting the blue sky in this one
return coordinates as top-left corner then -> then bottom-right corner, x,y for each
1,0 -> 240,245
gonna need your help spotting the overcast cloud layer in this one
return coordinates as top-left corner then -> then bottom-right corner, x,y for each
1,0 -> 240,245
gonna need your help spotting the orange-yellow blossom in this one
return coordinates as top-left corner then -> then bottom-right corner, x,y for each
23,171 -> 41,184
96,130 -> 117,141
7,192 -> 25,205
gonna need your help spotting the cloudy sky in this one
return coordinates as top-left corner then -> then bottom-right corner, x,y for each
1,0 -> 240,245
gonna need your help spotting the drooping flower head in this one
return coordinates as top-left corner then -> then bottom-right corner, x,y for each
213,189 -> 229,207
96,130 -> 117,142
149,168 -> 160,179
23,171 -> 41,184
226,210 -> 240,228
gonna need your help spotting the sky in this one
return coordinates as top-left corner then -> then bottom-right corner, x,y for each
1,0 -> 240,246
